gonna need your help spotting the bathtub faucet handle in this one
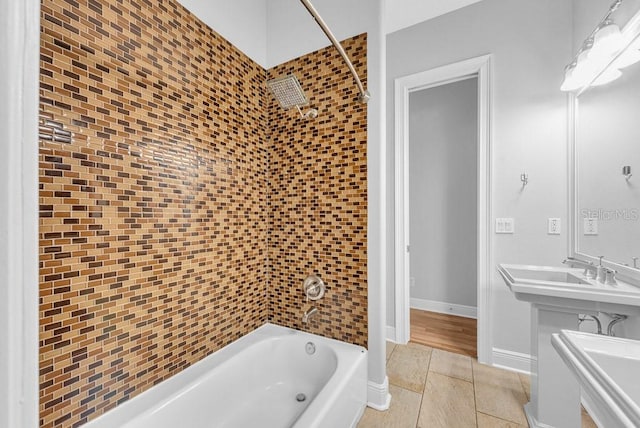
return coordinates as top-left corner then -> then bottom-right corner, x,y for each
303,275 -> 326,301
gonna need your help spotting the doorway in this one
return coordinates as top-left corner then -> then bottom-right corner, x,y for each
394,55 -> 492,363
408,77 -> 478,357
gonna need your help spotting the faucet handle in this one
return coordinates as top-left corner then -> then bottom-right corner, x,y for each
633,257 -> 639,269
598,255 -> 604,266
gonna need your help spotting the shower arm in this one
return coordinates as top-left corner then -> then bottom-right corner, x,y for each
299,0 -> 371,103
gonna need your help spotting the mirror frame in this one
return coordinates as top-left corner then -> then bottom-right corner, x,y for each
568,8 -> 640,283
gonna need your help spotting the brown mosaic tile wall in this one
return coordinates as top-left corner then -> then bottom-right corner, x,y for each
39,0 -> 268,426
266,34 -> 368,347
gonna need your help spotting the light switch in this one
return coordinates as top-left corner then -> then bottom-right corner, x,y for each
548,218 -> 561,235
496,218 -> 514,234
584,218 -> 598,235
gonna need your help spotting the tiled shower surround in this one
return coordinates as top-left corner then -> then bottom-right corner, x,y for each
38,0 -> 367,426
268,40 -> 368,345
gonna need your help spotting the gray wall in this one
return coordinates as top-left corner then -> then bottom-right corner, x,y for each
387,0 -> 573,356
409,78 -> 478,307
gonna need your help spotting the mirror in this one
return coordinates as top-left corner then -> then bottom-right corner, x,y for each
575,70 -> 640,264
571,2 -> 640,274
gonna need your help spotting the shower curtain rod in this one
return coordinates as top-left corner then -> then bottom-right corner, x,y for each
299,0 -> 371,103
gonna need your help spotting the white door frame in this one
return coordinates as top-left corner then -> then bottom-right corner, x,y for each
393,54 -> 493,364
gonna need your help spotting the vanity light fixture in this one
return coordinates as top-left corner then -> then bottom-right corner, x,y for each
560,62 -> 583,92
561,0 -> 629,92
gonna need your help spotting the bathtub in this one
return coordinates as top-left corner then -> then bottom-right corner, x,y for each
83,323 -> 368,428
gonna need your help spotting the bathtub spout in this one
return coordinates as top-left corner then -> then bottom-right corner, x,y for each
302,307 -> 318,324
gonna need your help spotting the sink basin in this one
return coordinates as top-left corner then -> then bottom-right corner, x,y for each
505,267 -> 591,285
552,330 -> 640,428
498,264 -> 640,314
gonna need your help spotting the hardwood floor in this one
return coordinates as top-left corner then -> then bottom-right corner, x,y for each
410,309 -> 477,358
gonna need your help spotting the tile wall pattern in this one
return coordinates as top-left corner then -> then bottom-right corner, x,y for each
39,0 -> 268,426
39,0 -> 368,425
267,34 -> 368,347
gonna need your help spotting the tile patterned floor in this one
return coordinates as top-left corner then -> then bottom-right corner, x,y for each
358,342 -> 597,428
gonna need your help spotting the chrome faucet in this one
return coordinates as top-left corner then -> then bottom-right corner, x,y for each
596,256 -> 606,283
562,257 -> 595,279
606,313 -> 627,336
604,268 -> 617,286
302,307 -> 318,324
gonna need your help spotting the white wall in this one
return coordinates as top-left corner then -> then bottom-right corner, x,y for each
177,0 -> 268,67
408,78 -> 478,307
385,0 -> 485,34
387,0 -> 573,359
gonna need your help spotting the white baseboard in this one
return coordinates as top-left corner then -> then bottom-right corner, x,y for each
410,297 -> 477,319
386,326 -> 397,343
492,347 -> 532,374
367,377 -> 391,411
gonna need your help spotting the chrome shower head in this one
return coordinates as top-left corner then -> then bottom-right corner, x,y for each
266,74 -> 318,119
266,75 -> 309,110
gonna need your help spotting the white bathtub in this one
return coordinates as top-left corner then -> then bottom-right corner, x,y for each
83,323 -> 368,428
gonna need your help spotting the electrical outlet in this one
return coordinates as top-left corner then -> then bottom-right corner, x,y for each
584,218 -> 598,235
548,218 -> 561,235
410,277 -> 415,288
496,218 -> 514,234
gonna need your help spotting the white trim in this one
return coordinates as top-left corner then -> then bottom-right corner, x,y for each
393,54 -> 493,365
385,326 -> 397,342
367,377 -> 392,411
525,403 -> 555,428
365,2 -> 389,412
410,298 -> 477,319
492,348 -> 532,374
0,0 -> 40,427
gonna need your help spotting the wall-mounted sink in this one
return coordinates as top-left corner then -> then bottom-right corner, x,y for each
498,263 -> 640,315
498,263 -> 640,428
552,330 -> 640,428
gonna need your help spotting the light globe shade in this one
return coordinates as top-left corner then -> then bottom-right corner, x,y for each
560,66 -> 584,92
573,49 -> 598,82
589,22 -> 625,62
592,67 -> 622,86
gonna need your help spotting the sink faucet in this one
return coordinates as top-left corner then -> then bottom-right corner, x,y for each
302,307 -> 318,324
562,257 -> 595,279
604,268 -> 617,286
596,256 -> 606,283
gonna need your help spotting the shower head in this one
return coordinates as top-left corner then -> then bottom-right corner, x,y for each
266,75 -> 309,110
266,74 -> 318,120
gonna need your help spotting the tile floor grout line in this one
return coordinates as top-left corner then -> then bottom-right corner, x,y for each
477,410 -> 526,427
414,348 -> 433,428
472,359 -> 479,428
